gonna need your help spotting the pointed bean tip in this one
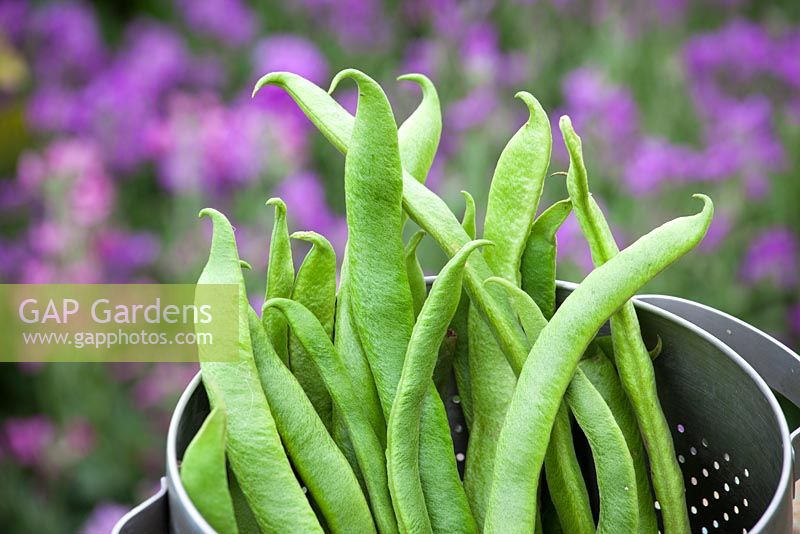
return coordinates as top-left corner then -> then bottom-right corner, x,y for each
265,197 -> 286,213
328,68 -> 365,94
289,230 -> 314,241
252,72 -> 289,97
692,193 -> 714,216
239,260 -> 253,271
198,207 -> 220,220
397,72 -> 435,94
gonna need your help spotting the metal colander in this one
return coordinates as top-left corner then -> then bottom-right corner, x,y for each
114,284 -> 800,534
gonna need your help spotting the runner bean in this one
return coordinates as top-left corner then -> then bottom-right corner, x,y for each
196,208 -> 322,533
484,195 -> 713,532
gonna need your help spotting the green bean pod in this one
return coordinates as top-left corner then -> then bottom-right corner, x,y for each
328,68 -> 414,415
433,328 -> 457,398
252,71 -> 530,381
288,231 -> 336,430
452,192 -> 476,429
567,368 -> 638,534
397,73 -> 441,184
387,240 -> 488,534
329,69 -> 473,533
580,346 -> 658,534
484,195 -> 713,532
543,403 -> 595,533
263,198 -> 294,365
196,208 -> 321,533
405,230 -> 428,318
482,92 -> 551,283
228,469 -> 260,534
266,297 -> 397,534
333,253 -> 386,454
464,93 -> 552,525
180,407 -> 239,534
247,307 -> 375,534
561,116 -> 690,533
484,277 -> 593,533
520,199 -> 572,319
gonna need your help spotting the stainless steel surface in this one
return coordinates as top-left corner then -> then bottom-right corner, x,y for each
116,283 -> 799,533
112,478 -> 168,534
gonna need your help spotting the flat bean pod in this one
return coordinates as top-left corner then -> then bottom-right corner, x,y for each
482,92 -> 551,283
180,407 -> 239,534
397,73 -> 441,184
561,116 -> 690,532
452,192 -> 476,429
263,198 -> 294,365
266,297 -> 397,534
520,199 -> 572,320
484,195 -> 713,532
330,69 -> 473,533
248,307 -> 375,534
252,71 -> 530,377
543,403 -> 595,533
484,276 -> 593,533
580,346 -> 658,534
196,209 -> 321,533
405,230 -> 428,318
387,240 -> 488,534
464,93 -> 551,525
567,368 -> 638,534
288,231 -> 336,430
334,253 -> 386,450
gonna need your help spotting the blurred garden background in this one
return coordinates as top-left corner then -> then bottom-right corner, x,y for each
0,0 -> 799,531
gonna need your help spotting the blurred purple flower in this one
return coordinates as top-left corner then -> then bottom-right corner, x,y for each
80,503 -> 128,534
64,418 -> 96,456
30,1 -> 105,81
148,94 -> 271,192
18,139 -> 116,226
95,230 -> 161,275
555,214 -> 594,273
251,35 -> 328,85
790,305 -> 800,335
560,67 -> 639,166
0,238 -> 26,281
27,85 -> 79,133
446,88 -> 497,132
401,39 -> 441,77
290,0 -> 387,48
698,212 -> 731,253
275,172 -> 347,251
133,363 -> 198,409
3,416 -> 54,467
0,0 -> 29,43
461,23 -> 501,82
176,0 -> 256,46
740,228 -> 798,288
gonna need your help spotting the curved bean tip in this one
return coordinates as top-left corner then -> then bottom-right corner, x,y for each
290,230 -> 314,241
459,239 -> 493,257
263,297 -> 291,311
513,91 -> 541,120
407,229 -> 426,249
328,68 -> 367,95
239,260 -> 253,271
252,71 -> 290,98
265,197 -> 287,214
198,207 -> 222,221
396,73 -> 435,95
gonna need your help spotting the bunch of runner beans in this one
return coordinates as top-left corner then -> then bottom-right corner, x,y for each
184,69 -> 713,534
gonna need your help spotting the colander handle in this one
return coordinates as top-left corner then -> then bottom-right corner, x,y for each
636,294 -> 800,486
